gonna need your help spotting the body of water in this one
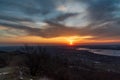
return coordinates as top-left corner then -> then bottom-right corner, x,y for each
77,48 -> 120,56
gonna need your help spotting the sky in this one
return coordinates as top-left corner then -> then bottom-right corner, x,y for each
0,0 -> 120,45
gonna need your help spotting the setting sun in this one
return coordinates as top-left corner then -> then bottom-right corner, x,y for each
69,40 -> 74,45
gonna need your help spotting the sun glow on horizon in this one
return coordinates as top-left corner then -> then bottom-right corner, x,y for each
0,35 -> 95,45
66,36 -> 93,45
69,40 -> 74,45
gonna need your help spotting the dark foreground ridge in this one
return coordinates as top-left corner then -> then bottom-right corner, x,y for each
0,46 -> 120,80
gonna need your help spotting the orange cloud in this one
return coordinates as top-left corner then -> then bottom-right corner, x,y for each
1,35 -> 120,45
0,35 -> 94,45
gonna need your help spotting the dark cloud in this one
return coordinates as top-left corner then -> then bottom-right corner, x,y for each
91,21 -> 120,38
0,15 -> 33,22
0,21 -> 79,38
0,21 -> 35,31
48,13 -> 79,22
20,0 -> 56,15
0,0 -> 55,15
87,0 -> 120,22
77,20 -> 120,40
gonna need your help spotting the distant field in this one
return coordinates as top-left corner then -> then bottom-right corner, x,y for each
0,67 -> 13,80
0,67 -> 51,80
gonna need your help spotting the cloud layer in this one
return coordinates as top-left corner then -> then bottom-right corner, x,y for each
0,0 -> 120,41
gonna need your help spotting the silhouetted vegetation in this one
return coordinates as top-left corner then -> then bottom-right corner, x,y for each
1,45 -> 120,80
0,56 -> 7,68
15,45 -> 67,79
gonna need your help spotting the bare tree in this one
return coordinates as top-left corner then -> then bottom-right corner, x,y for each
17,45 -> 67,80
19,45 -> 49,76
